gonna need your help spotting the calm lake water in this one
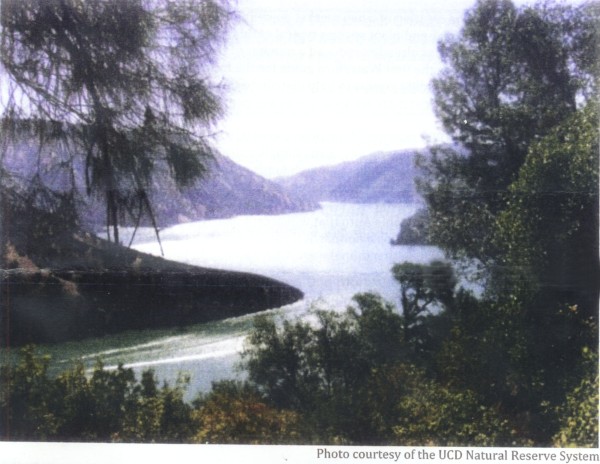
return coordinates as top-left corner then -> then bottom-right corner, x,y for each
42,202 -> 442,399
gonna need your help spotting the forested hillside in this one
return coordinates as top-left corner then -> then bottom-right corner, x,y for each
3,139 -> 317,231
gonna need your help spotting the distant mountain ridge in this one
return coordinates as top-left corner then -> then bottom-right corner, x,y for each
2,139 -> 318,230
140,152 -> 319,226
274,149 -> 421,204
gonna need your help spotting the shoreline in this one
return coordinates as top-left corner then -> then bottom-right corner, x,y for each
1,231 -> 303,346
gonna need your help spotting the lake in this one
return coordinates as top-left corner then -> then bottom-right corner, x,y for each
43,202 -> 442,399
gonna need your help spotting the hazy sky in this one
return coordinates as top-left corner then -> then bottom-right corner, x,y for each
215,0 -> 483,178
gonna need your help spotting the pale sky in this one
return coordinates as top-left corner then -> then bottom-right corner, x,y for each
215,0 -> 482,178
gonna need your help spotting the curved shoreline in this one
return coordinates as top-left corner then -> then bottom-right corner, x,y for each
2,232 -> 303,346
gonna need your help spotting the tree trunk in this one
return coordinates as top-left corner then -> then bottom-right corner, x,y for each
107,189 -> 119,244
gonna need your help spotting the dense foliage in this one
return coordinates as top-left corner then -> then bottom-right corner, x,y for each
411,0 -> 599,444
0,346 -> 196,442
192,380 -> 302,444
419,0 -> 598,263
239,295 -> 527,445
553,349 -> 599,447
0,0 -> 234,244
